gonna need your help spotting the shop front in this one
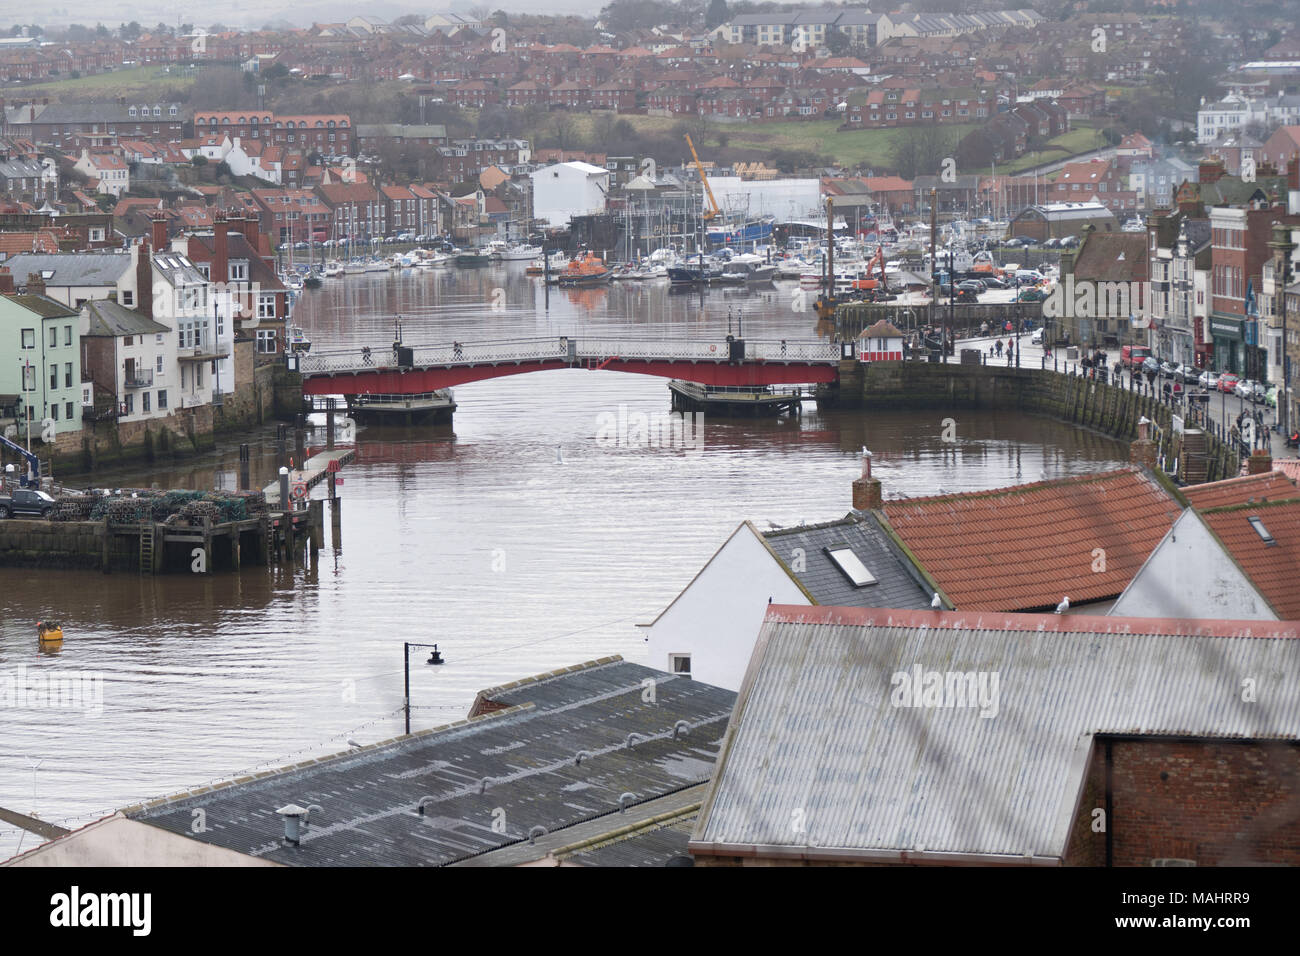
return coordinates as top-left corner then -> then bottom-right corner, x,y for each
1210,314 -> 1243,373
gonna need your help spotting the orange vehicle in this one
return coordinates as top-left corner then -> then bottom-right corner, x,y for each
556,251 -> 612,286
850,245 -> 889,292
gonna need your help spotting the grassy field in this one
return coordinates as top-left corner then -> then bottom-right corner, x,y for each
989,123 -> 1106,175
544,113 -> 980,169
3,65 -> 199,98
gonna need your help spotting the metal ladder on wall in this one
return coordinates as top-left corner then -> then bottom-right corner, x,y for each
138,524 -> 154,574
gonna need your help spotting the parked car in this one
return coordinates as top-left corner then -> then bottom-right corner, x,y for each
1199,370 -> 1220,390
1218,372 -> 1240,393
980,275 -> 1009,289
955,288 -> 980,303
1059,235 -> 1080,248
1180,365 -> 1203,384
957,279 -> 985,293
1141,356 -> 1160,375
1252,381 -> 1268,404
0,488 -> 56,519
1030,327 -> 1044,344
1234,378 -> 1256,400
1160,360 -> 1180,378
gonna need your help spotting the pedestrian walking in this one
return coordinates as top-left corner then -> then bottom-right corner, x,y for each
995,339 -> 1003,357
453,341 -> 464,359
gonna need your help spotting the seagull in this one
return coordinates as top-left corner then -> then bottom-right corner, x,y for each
347,739 -> 362,748
931,592 -> 942,609
555,445 -> 564,464
1055,596 -> 1070,614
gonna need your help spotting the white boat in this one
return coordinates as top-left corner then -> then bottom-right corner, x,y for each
364,258 -> 389,273
343,258 -> 368,275
323,261 -> 344,278
487,239 -> 543,261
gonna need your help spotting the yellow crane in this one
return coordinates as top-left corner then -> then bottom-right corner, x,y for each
684,133 -> 721,222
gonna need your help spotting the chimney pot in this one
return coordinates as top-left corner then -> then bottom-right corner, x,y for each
1247,450 -> 1273,475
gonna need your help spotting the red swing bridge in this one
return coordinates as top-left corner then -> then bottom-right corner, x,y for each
294,335 -> 847,422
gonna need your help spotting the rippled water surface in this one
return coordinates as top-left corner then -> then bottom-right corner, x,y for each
0,266 -> 1127,855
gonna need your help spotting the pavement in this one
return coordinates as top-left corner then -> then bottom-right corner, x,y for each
943,334 -> 1285,458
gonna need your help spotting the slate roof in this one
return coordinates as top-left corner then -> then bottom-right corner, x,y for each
761,513 -> 940,610
879,467 -> 1179,611
2,253 -> 133,288
3,293 -> 78,318
1072,232 -> 1148,283
1182,470 -> 1300,511
1200,499 -> 1300,619
691,605 -> 1300,864
128,658 -> 735,866
82,299 -> 170,337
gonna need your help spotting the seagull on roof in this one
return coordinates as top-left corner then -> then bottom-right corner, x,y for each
931,592 -> 942,609
1055,596 -> 1070,614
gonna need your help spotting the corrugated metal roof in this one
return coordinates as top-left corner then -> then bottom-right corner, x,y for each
692,605 -> 1300,862
880,467 -> 1178,611
129,659 -> 735,866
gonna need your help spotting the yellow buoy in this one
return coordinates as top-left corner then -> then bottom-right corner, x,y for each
37,621 -> 63,643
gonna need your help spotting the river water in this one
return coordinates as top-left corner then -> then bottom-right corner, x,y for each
0,265 -> 1128,855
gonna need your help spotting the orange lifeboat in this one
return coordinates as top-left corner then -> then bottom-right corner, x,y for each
556,252 -> 611,286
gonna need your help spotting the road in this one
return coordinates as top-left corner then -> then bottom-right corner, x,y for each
945,333 -> 1286,460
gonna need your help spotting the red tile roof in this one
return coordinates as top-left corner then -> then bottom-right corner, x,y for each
1200,499 -> 1300,618
1184,471 -> 1300,510
880,467 -> 1178,611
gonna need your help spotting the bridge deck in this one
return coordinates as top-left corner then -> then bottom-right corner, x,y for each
296,335 -> 843,395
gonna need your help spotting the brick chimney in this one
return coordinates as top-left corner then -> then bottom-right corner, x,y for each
1199,158 -> 1225,184
25,271 -> 45,296
238,212 -> 260,251
1246,449 -> 1273,475
0,266 -> 13,294
213,213 -> 229,289
852,449 -> 883,510
135,240 -> 153,318
1129,416 -> 1158,470
150,213 -> 167,251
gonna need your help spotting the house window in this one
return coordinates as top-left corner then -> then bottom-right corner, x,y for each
827,547 -> 877,586
670,654 -> 692,678
22,365 -> 35,391
124,393 -> 134,415
122,290 -> 134,306
157,390 -> 167,409
229,262 -> 248,281
142,391 -> 151,413
65,401 -> 73,420
50,327 -> 58,348
50,365 -> 58,389
50,404 -> 58,421
257,329 -> 277,353
65,363 -> 72,388
258,294 -> 276,318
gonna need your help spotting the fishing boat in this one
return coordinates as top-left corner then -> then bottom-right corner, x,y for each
487,239 -> 543,261
303,272 -> 322,289
555,252 -> 611,286
525,250 -> 569,275
456,248 -> 492,266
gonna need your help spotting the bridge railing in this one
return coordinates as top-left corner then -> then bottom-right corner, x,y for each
298,336 -> 840,375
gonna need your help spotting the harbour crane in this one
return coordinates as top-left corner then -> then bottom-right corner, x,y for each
684,133 -> 721,223
0,431 -> 41,488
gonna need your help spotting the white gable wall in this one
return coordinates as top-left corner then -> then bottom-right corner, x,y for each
1109,510 -> 1278,620
642,522 -> 809,692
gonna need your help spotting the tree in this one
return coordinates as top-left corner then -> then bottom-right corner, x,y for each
122,21 -> 142,40
889,124 -> 956,180
706,0 -> 729,29
825,27 -> 850,56
191,154 -> 208,166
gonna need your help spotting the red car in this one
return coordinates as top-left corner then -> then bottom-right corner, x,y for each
1218,372 -> 1240,393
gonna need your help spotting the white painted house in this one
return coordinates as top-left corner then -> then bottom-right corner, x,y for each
1108,509 -> 1277,620
529,161 -> 609,229
641,513 -> 937,691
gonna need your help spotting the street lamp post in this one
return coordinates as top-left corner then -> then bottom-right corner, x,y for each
403,641 -> 445,735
